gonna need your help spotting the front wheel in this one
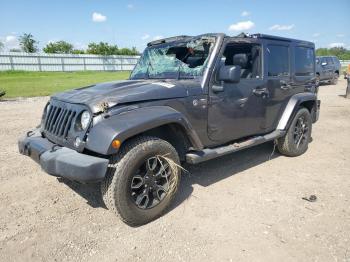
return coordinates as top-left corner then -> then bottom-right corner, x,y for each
277,108 -> 312,157
315,74 -> 320,87
101,136 -> 181,226
331,72 -> 339,85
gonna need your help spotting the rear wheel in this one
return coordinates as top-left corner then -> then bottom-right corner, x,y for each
101,136 -> 181,226
277,108 -> 312,157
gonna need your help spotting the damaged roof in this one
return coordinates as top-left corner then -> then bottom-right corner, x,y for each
147,33 -> 314,47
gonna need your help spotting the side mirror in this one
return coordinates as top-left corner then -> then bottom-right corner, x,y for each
321,62 -> 327,66
218,65 -> 241,83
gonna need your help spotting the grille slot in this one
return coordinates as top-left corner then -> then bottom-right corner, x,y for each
44,105 -> 76,139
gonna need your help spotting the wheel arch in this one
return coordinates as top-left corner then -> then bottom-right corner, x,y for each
277,93 -> 317,131
85,106 -> 203,156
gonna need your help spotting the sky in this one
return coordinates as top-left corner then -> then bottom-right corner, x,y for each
0,0 -> 349,52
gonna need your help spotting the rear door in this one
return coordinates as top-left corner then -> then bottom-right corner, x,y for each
291,44 -> 316,93
263,40 -> 294,131
326,57 -> 334,77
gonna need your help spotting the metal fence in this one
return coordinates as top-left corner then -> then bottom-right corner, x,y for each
0,52 -> 140,71
340,60 -> 350,67
0,52 -> 348,72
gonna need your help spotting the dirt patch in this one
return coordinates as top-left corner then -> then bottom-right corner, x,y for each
0,80 -> 349,262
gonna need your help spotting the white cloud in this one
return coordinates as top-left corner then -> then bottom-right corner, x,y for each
74,42 -> 88,50
329,42 -> 345,48
127,4 -> 134,9
336,34 -> 345,38
0,35 -> 20,50
312,33 -> 320,37
92,12 -> 107,22
269,24 -> 295,31
153,35 -> 164,40
228,20 -> 255,31
241,11 -> 250,17
141,34 -> 150,40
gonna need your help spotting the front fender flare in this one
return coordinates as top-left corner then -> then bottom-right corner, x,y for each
277,93 -> 318,130
85,106 -> 203,155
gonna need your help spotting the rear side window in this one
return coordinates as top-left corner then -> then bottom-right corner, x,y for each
267,45 -> 289,77
295,47 -> 314,76
326,57 -> 333,64
332,57 -> 339,64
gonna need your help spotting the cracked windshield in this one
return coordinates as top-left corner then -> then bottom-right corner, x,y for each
130,36 -> 215,79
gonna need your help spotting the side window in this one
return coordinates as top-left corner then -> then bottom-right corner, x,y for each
326,57 -> 333,64
267,45 -> 289,77
295,47 -> 314,77
219,43 -> 262,80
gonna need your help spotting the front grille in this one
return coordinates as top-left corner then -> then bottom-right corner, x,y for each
44,104 -> 77,139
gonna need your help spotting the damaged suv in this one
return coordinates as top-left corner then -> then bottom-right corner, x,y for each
19,33 -> 320,226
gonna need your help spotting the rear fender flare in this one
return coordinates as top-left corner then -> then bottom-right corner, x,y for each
277,93 -> 317,131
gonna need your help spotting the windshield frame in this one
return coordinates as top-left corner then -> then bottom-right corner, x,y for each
130,35 -> 218,81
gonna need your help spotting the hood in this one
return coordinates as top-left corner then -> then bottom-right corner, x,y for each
52,79 -> 202,113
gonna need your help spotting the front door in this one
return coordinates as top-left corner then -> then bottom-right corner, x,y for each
320,57 -> 331,80
208,41 -> 268,143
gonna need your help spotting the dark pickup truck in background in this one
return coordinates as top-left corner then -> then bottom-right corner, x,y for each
316,56 -> 341,85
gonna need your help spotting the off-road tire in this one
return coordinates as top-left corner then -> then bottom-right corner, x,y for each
315,74 -> 320,87
101,136 -> 181,226
331,72 -> 339,85
277,108 -> 312,157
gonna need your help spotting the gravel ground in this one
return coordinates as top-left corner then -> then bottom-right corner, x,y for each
0,79 -> 349,262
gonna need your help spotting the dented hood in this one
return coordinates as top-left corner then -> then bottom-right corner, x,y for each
52,79 -> 201,113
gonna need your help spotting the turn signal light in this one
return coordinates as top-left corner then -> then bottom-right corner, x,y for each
111,139 -> 121,149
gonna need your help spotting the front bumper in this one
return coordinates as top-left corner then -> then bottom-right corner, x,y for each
18,129 -> 109,183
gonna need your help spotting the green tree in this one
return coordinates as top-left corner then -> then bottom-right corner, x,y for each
0,41 -> 4,52
72,49 -> 85,54
316,47 -> 350,60
86,42 -> 119,55
19,33 -> 38,53
86,42 -> 139,55
43,41 -> 73,54
117,46 -> 139,55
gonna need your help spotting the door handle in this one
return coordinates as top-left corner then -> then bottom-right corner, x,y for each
280,80 -> 291,90
253,87 -> 269,98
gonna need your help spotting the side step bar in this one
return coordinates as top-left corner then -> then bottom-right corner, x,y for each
186,130 -> 285,164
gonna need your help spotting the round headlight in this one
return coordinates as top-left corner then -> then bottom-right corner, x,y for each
80,111 -> 91,130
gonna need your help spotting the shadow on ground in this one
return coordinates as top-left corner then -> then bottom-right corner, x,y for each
58,141 -> 279,213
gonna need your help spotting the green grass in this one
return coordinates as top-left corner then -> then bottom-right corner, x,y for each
0,71 -> 131,98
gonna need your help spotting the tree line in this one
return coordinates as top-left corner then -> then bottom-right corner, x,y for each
0,33 -> 139,55
1,33 -> 349,59
316,47 -> 350,60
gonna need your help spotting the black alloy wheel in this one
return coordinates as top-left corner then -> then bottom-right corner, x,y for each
293,115 -> 309,149
130,156 -> 173,209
